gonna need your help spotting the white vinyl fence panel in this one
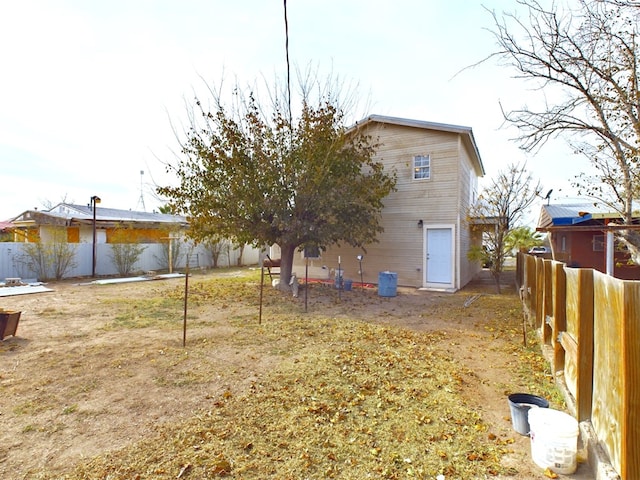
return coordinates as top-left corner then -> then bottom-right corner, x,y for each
0,242 -> 259,281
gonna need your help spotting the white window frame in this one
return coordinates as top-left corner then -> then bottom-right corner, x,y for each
413,154 -> 430,180
593,234 -> 605,252
301,245 -> 321,259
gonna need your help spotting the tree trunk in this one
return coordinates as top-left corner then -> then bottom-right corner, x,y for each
493,273 -> 502,295
490,257 -> 503,294
276,243 -> 296,292
237,244 -> 245,266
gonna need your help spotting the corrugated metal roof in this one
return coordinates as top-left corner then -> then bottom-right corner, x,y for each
10,203 -> 187,226
48,203 -> 187,224
350,114 -> 485,176
538,203 -> 625,229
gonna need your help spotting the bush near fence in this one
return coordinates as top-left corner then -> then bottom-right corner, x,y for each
517,253 -> 637,480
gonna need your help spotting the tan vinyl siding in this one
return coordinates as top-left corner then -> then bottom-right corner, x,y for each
457,140 -> 483,285
292,118 -> 483,290
370,123 -> 461,224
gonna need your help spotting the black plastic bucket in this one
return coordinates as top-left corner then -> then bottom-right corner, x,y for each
507,393 -> 549,435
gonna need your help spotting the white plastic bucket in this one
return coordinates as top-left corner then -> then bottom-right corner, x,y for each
528,408 -> 579,474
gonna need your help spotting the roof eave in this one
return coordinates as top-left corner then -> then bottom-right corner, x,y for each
350,114 -> 485,176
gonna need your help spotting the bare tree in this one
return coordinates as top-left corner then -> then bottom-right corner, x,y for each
469,162 -> 541,293
18,227 -> 77,280
488,0 -> 640,225
109,227 -> 147,276
40,195 -> 73,211
204,236 -> 231,268
233,242 -> 246,266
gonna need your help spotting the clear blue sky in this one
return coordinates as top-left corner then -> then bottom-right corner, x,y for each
0,0 -> 580,225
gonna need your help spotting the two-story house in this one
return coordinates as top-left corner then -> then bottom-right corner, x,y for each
292,114 -> 486,292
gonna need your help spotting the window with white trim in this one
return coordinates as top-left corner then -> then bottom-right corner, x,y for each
413,155 -> 430,180
593,235 -> 604,252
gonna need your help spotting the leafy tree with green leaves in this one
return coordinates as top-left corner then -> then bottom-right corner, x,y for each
157,204 -> 175,214
505,226 -> 543,255
158,81 -> 396,290
469,162 -> 541,293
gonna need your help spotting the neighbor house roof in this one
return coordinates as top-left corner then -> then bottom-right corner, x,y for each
537,203 -> 629,230
10,203 -> 188,228
350,114 -> 485,176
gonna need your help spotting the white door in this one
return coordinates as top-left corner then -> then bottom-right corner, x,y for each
425,227 -> 453,286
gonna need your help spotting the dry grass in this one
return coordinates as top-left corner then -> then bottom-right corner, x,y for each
6,269 -> 562,479
45,328 -> 502,478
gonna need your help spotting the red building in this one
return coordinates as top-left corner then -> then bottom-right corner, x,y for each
536,203 -> 640,280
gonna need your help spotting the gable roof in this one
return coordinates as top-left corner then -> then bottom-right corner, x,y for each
351,114 -> 485,176
11,203 -> 188,227
50,203 -> 187,224
537,203 -> 629,229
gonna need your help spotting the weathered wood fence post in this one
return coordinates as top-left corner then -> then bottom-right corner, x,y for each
551,262 -> 566,375
563,268 -> 594,423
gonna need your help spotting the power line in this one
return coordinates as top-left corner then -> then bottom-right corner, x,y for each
283,0 -> 291,126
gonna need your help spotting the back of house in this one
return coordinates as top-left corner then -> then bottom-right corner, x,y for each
292,114 -> 485,291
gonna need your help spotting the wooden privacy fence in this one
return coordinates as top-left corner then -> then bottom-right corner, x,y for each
517,253 -> 639,480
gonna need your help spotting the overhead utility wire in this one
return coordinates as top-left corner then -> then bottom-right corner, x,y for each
283,0 -> 292,126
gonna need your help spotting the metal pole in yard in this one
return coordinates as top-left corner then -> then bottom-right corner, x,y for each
259,266 -> 264,325
183,256 -> 189,347
338,256 -> 342,301
91,195 -> 101,277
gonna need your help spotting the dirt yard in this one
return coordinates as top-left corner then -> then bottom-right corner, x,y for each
0,268 -> 594,479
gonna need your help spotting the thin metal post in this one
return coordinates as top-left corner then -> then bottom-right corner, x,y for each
91,195 -> 101,277
92,206 -> 97,276
183,256 -> 189,347
338,257 -> 342,300
259,266 -> 264,324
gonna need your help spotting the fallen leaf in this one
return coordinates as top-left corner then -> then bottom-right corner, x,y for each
177,464 -> 191,478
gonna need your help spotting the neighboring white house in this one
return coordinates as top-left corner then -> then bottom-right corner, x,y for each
292,114 -> 485,292
2,204 -> 260,279
9,203 -> 189,244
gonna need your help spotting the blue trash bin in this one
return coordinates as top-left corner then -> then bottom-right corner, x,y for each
378,271 -> 397,297
343,279 -> 353,291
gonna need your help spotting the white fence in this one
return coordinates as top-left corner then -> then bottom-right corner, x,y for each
0,242 -> 260,281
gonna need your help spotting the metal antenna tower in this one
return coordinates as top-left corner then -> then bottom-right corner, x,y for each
137,170 -> 146,211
